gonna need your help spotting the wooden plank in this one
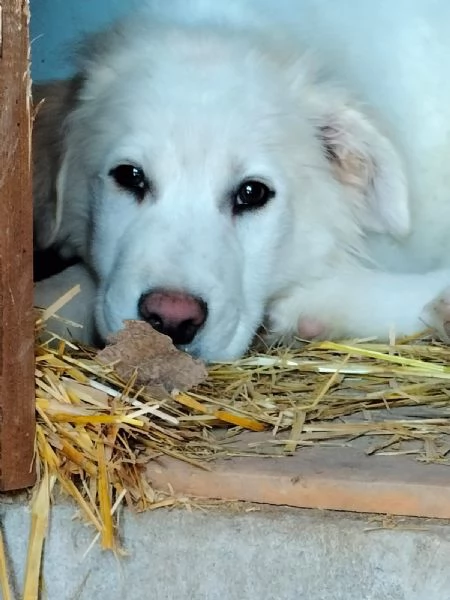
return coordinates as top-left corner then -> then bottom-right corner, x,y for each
147,434 -> 450,519
0,0 -> 35,490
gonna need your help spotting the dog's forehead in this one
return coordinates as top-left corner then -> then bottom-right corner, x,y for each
98,75 -> 291,168
81,28 -> 314,179
102,28 -> 294,116
107,63 -> 297,158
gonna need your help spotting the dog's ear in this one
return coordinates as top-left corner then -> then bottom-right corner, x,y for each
32,78 -> 82,249
317,104 -> 409,237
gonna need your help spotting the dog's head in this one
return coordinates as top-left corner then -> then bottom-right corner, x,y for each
44,20 -> 408,360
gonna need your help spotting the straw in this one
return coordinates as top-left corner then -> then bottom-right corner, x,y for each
31,302 -> 450,553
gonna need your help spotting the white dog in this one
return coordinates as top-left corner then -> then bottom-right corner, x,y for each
34,0 -> 450,360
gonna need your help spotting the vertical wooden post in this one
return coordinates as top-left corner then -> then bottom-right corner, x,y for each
0,0 -> 35,490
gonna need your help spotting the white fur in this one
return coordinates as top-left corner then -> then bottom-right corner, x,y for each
34,0 -> 450,359
34,263 -> 97,344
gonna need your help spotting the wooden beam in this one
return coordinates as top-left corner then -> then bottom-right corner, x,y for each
0,0 -> 35,490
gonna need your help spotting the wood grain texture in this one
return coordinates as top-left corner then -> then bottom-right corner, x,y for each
0,0 -> 35,490
147,442 -> 450,519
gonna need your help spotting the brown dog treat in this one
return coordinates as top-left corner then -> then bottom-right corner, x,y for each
97,320 -> 208,392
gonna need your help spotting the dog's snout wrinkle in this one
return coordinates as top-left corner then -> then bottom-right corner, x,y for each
138,289 -> 208,346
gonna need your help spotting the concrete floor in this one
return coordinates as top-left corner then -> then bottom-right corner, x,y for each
1,501 -> 450,600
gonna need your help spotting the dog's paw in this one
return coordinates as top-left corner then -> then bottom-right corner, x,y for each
421,287 -> 450,343
266,294 -> 329,342
296,317 -> 328,340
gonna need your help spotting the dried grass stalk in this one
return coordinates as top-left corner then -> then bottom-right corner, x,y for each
23,469 -> 54,600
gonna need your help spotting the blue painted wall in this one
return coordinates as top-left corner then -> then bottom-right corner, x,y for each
30,0 -> 134,81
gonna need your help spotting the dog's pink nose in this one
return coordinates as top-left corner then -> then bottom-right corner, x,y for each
138,290 -> 207,346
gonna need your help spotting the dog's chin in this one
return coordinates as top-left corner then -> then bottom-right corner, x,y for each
184,338 -> 246,363
94,300 -> 121,345
189,317 -> 259,362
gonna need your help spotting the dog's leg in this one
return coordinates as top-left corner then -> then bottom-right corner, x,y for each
421,288 -> 450,343
267,268 -> 450,342
34,263 -> 98,344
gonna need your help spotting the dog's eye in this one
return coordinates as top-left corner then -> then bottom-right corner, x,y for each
109,164 -> 150,201
233,180 -> 274,215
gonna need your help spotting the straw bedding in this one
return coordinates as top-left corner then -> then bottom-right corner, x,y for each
2,289 -> 450,597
